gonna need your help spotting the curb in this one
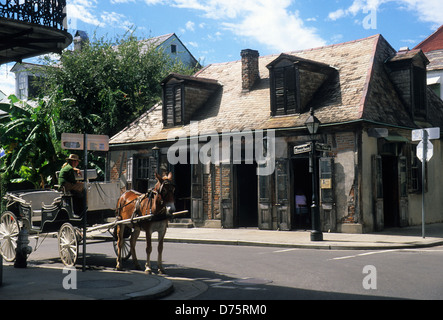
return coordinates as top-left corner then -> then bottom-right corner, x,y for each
162,237 -> 443,250
125,276 -> 174,300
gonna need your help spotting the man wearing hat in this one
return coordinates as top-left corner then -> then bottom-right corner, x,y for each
59,154 -> 84,194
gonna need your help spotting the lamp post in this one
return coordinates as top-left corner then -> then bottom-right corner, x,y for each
305,108 -> 323,241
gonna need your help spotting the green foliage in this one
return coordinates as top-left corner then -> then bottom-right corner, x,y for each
0,94 -> 68,189
41,29 -> 198,137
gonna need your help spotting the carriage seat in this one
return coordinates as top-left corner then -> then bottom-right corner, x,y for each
19,190 -> 63,222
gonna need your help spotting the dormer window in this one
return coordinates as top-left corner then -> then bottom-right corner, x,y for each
267,54 -> 335,117
386,49 -> 429,121
161,73 -> 221,127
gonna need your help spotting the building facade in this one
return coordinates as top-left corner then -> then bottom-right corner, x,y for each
109,34 -> 443,233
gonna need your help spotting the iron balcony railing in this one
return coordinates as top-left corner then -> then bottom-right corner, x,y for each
0,0 -> 67,30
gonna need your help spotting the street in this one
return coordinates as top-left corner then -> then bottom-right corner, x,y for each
16,234 -> 443,300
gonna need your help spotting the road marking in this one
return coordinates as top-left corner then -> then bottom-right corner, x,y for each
329,249 -> 399,261
273,248 -> 299,253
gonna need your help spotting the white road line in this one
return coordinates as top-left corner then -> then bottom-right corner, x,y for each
329,249 -> 399,261
273,248 -> 299,253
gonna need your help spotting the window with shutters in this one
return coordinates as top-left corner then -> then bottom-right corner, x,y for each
163,83 -> 184,126
270,65 -> 299,116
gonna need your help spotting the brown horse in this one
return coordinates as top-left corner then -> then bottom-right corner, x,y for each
115,172 -> 176,274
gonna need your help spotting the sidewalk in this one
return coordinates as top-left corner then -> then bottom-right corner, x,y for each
1,223 -> 443,300
155,222 -> 443,250
0,261 -> 173,300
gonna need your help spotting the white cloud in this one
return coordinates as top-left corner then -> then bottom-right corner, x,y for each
67,0 -> 133,30
186,21 -> 195,31
110,0 -> 136,3
171,0 -> 326,51
328,0 -> 443,26
67,0 -> 104,27
187,41 -> 199,47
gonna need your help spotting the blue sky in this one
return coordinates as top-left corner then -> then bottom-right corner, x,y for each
1,0 -> 442,96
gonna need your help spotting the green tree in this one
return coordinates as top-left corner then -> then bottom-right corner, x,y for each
41,30 -> 198,137
0,94 -> 69,189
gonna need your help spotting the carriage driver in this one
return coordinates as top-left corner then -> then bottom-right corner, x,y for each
58,154 -> 84,194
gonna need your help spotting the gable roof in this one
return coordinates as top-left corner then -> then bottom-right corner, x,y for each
141,33 -> 200,68
414,25 -> 443,53
110,34 -> 443,146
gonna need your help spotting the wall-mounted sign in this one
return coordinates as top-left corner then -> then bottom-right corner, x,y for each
320,178 -> 332,189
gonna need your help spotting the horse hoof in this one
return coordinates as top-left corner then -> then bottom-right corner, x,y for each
158,269 -> 166,275
145,268 -> 152,274
115,266 -> 124,271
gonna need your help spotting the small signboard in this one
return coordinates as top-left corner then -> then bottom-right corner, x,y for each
87,134 -> 109,151
61,133 -> 109,151
320,178 -> 332,189
412,127 -> 440,141
61,133 -> 83,150
293,143 -> 311,154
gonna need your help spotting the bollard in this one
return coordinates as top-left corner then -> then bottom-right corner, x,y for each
14,227 -> 32,268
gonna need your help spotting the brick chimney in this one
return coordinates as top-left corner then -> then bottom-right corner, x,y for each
241,49 -> 259,91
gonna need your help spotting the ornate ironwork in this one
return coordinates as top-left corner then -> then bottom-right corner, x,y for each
0,0 -> 67,30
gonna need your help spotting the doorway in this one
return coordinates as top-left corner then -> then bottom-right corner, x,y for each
174,163 -> 191,214
235,163 -> 258,227
382,156 -> 400,227
292,157 -> 311,230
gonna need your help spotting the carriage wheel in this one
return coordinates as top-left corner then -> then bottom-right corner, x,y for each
112,227 -> 132,261
58,223 -> 79,267
0,211 -> 20,262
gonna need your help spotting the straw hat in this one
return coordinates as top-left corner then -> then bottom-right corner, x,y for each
66,154 -> 81,161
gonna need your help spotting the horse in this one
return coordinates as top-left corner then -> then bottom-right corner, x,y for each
115,172 -> 176,274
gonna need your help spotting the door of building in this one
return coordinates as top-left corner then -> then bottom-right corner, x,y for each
291,157 -> 311,230
234,163 -> 258,227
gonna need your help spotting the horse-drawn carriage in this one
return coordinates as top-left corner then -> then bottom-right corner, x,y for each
0,169 -> 185,271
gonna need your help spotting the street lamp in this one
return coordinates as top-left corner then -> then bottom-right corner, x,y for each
305,108 -> 323,241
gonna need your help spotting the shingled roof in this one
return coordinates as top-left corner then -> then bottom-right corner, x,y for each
110,34 -> 443,146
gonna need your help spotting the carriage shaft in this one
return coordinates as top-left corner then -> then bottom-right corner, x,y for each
86,210 -> 189,233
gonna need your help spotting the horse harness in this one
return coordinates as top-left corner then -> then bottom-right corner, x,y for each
118,179 -> 175,224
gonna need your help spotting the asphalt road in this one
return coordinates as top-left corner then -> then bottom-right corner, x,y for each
23,234 -> 443,300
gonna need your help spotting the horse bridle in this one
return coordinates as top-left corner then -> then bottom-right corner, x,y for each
156,179 -> 175,206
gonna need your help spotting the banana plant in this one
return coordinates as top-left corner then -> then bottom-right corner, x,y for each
0,94 -> 69,189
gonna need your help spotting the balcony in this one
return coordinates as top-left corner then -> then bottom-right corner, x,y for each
0,0 -> 72,64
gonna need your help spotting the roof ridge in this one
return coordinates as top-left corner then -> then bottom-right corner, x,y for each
197,34 -> 382,68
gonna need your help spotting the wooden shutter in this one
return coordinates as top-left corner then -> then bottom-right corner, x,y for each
191,163 -> 203,223
285,67 -> 297,114
271,66 -> 298,116
275,159 -> 290,230
258,163 -> 272,230
163,83 -> 183,126
372,155 -> 384,231
273,68 -> 285,116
